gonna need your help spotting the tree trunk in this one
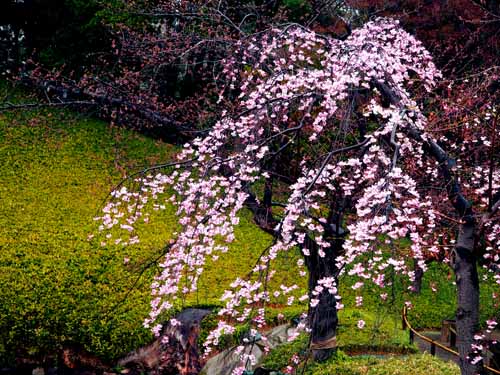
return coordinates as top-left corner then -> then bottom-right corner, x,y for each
452,218 -> 483,375
245,179 -> 343,362
304,236 -> 342,362
412,259 -> 424,294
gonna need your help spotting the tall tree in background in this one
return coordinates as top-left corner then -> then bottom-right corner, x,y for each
0,0 -> 110,69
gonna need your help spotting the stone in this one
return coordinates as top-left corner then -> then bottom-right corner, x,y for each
200,324 -> 298,375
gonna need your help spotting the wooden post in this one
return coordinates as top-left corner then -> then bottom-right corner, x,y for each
450,330 -> 456,348
431,342 -> 436,356
409,330 -> 414,344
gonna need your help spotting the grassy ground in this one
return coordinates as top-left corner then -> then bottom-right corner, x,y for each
0,104 -> 171,363
0,84 -> 495,372
0,90 -> 287,364
260,309 -> 460,374
305,353 -> 459,375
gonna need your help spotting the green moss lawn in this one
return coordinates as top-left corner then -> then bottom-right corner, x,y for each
0,98 -> 286,364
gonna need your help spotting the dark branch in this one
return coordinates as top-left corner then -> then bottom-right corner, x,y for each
18,78 -> 197,137
375,82 -> 473,220
0,100 -> 96,111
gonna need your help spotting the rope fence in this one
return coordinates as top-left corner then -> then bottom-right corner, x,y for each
402,306 -> 500,374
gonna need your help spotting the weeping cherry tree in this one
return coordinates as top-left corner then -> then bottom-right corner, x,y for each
96,17 -> 500,375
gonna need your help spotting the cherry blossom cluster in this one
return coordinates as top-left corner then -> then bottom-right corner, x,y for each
97,17 -> 500,361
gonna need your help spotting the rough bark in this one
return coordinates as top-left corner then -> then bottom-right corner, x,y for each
244,185 -> 342,362
305,201 -> 346,361
305,235 -> 341,361
453,217 -> 481,375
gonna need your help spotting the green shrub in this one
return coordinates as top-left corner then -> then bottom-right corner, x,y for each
0,105 -> 197,363
305,354 -> 459,375
261,333 -> 310,370
0,93 -> 303,364
261,309 -> 416,372
0,107 -> 176,364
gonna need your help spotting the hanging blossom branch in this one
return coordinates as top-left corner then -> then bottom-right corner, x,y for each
94,17 -> 461,369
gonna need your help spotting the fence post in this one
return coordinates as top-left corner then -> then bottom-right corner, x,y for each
450,331 -> 456,348
409,329 -> 414,344
431,342 -> 436,356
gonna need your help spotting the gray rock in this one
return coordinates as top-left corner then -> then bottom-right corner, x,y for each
200,324 -> 299,375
